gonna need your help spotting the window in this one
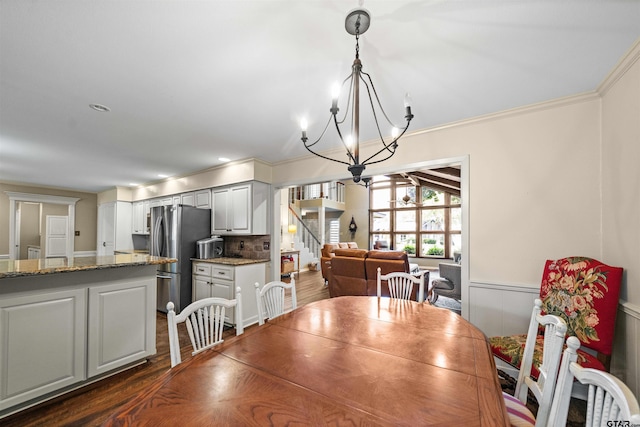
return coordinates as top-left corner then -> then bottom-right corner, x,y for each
369,175 -> 461,259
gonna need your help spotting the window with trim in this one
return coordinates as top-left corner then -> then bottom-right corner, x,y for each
369,175 -> 461,258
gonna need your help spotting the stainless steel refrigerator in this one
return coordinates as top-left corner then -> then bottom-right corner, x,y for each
150,205 -> 211,314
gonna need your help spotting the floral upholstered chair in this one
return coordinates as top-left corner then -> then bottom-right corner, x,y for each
490,257 -> 623,382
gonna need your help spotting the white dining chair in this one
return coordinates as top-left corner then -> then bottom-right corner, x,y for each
500,298 -> 568,427
376,267 -> 427,302
167,287 -> 243,368
548,336 -> 640,426
255,273 -> 297,325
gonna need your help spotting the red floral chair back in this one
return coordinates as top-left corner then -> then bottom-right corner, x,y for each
490,257 -> 623,381
539,257 -> 623,365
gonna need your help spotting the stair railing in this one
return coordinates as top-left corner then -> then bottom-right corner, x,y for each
288,181 -> 345,204
288,206 -> 321,260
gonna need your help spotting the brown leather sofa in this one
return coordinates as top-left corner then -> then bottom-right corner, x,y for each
320,242 -> 358,285
328,248 -> 428,301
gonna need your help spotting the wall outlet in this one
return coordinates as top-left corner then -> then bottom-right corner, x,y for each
240,241 -> 244,249
263,241 -> 270,250
75,231 -> 80,236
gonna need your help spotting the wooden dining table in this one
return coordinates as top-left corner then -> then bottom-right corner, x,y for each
103,296 -> 508,426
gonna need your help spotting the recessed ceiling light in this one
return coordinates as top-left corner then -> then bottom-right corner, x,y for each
157,174 -> 169,178
89,103 -> 110,112
128,183 -> 139,187
218,157 -> 230,162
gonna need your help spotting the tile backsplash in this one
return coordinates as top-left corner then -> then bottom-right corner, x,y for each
224,235 -> 271,260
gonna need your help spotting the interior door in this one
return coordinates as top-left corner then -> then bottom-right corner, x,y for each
45,215 -> 69,258
97,203 -> 115,256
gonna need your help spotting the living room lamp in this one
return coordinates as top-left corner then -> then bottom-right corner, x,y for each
299,4 -> 413,185
288,224 -> 297,248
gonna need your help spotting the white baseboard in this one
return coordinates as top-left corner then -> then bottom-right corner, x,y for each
74,251 -> 97,257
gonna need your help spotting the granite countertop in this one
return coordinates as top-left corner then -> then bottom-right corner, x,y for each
0,254 -> 177,279
192,257 -> 270,266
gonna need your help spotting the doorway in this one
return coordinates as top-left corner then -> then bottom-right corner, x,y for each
271,156 -> 470,318
6,192 -> 79,260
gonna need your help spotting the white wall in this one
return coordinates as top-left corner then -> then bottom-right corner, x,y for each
274,94 -> 603,288
271,40 -> 640,396
601,41 -> 640,394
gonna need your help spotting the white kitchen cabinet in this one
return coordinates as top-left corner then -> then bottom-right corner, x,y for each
172,195 -> 181,205
160,197 -> 173,206
87,278 -> 156,377
211,181 -> 270,235
194,189 -> 211,208
180,192 -> 195,206
0,288 -> 87,411
192,261 -> 265,327
0,265 -> 157,414
132,201 -> 146,234
97,201 -> 133,255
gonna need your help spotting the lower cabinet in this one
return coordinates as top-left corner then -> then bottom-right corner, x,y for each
0,268 -> 156,414
192,261 -> 266,327
0,289 -> 87,412
87,280 -> 156,377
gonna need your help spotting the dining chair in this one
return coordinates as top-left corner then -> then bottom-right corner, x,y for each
376,267 -> 427,302
490,257 -> 623,389
548,336 -> 640,426
167,288 -> 243,368
255,273 -> 297,325
501,298 -> 568,427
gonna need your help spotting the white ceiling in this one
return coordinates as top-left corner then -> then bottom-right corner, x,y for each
1,1 -> 639,193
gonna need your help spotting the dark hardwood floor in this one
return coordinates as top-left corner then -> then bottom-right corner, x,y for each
1,270 -> 328,427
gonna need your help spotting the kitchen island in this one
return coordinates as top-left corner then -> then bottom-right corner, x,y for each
0,254 -> 176,418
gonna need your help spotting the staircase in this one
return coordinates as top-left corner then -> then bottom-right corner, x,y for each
286,182 -> 346,270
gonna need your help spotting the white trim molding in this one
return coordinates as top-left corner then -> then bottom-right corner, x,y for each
5,192 -> 80,260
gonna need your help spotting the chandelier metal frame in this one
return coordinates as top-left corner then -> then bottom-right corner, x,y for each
300,6 -> 413,184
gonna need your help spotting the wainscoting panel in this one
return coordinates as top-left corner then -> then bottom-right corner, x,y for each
468,282 -> 538,338
468,282 -> 640,398
612,302 -> 640,398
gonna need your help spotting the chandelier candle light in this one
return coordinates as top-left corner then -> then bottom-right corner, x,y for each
300,5 -> 413,184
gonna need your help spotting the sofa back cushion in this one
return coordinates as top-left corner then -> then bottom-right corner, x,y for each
329,249 -> 368,297
365,250 -> 411,297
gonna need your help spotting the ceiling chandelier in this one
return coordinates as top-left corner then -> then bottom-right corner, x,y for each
300,5 -> 413,185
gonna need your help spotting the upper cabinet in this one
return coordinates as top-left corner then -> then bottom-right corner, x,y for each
132,200 -> 151,235
181,190 -> 211,208
194,189 -> 211,209
212,182 -> 270,235
180,192 -> 195,206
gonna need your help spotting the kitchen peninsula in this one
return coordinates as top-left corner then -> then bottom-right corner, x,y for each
0,254 -> 176,417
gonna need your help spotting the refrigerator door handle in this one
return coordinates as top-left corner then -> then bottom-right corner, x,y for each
156,275 -> 173,279
153,214 -> 164,256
